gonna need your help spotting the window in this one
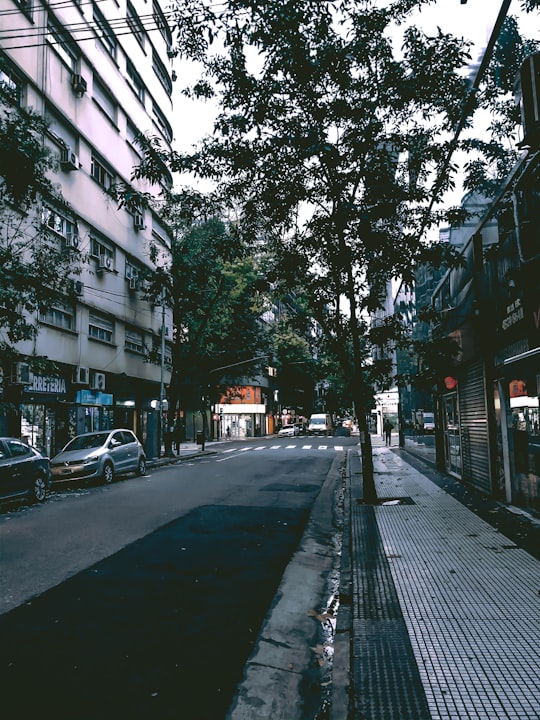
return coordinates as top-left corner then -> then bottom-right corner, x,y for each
125,327 -> 144,353
91,154 -> 114,189
152,101 -> 173,143
125,261 -> 139,279
126,60 -> 144,102
89,312 -> 114,343
152,49 -> 172,95
93,3 -> 117,59
16,0 -> 33,20
0,59 -> 23,105
153,0 -> 172,45
40,303 -> 75,331
47,18 -> 78,71
126,2 -> 146,47
93,76 -> 117,123
90,236 -> 114,263
41,205 -> 78,242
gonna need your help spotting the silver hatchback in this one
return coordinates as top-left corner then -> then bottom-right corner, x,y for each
51,429 -> 146,485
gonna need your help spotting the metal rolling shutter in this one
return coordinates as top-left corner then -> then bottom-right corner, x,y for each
458,360 -> 492,493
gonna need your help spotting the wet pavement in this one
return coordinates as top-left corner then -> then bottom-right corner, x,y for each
333,436 -> 540,720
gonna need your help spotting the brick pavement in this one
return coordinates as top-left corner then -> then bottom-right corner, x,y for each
340,438 -> 540,720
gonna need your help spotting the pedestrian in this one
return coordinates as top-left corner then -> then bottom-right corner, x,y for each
226,425 -> 231,440
383,418 -> 394,446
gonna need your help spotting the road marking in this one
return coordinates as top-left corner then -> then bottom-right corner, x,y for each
271,445 -> 281,449
318,445 -> 327,450
335,446 -> 343,451
223,448 -> 236,453
255,446 -> 266,450
286,445 -> 296,449
302,445 -> 312,449
239,447 -> 251,452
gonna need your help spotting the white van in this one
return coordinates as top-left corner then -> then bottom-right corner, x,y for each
308,413 -> 333,436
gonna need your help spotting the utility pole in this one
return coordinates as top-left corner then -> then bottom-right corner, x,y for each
159,286 -> 167,457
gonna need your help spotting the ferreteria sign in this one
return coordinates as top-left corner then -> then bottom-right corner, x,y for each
26,375 -> 68,395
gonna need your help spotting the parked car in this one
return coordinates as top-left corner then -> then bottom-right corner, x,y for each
278,424 -> 300,438
0,437 -> 52,503
51,429 -> 146,485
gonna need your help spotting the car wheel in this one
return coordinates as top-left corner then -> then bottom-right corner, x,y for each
136,457 -> 146,476
32,474 -> 47,503
102,463 -> 114,484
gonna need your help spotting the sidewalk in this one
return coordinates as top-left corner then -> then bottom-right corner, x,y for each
334,437 -> 540,720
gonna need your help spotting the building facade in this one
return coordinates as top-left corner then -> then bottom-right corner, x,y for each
1,0 -> 174,457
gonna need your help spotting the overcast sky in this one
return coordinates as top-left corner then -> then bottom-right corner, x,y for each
171,0 -> 539,209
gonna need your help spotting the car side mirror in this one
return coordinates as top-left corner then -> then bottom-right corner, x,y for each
109,439 -> 121,448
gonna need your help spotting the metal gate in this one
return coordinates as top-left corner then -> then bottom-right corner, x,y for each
458,360 -> 492,494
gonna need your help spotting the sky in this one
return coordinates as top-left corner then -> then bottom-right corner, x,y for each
170,0 -> 540,206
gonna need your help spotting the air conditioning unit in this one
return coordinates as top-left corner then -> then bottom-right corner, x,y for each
98,254 -> 113,271
74,280 -> 84,295
133,213 -> 145,231
90,372 -> 106,391
167,45 -> 177,59
71,73 -> 87,96
73,366 -> 90,385
11,362 -> 33,385
65,232 -> 79,249
60,147 -> 79,171
518,53 -> 540,148
128,276 -> 138,290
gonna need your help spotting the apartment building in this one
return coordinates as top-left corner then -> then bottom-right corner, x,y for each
0,0 -> 174,457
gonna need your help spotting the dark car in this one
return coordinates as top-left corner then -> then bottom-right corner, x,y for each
0,437 -> 52,503
51,429 -> 146,485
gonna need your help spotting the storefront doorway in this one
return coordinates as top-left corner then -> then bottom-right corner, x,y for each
443,393 -> 462,477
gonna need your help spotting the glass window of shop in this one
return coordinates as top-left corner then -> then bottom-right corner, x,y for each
84,406 -> 113,433
508,372 -> 539,512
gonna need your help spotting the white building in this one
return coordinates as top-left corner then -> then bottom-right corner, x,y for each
0,0 -> 174,456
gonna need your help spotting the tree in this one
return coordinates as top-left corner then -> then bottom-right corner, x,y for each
133,185 -> 270,438
166,0 -> 476,495
0,98 -> 79,402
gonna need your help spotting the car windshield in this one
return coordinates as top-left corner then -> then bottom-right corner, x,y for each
310,418 -> 324,424
63,433 -> 108,451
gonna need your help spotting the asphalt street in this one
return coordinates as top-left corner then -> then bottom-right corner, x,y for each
0,436 -> 350,719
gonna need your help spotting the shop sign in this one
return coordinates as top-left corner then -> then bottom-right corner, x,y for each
26,374 -> 68,395
76,390 -> 114,406
501,298 -> 525,332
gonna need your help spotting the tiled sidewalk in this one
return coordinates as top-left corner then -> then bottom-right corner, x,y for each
347,443 -> 540,720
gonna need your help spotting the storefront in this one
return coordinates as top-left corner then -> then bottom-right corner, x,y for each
216,384 -> 267,438
496,350 -> 540,513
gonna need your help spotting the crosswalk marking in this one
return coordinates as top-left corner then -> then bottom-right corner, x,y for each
221,444 -> 346,454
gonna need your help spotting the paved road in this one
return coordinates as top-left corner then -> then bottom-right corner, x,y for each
0,437 -> 353,719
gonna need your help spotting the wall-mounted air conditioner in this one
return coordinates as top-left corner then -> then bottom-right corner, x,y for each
90,372 -> 106,391
60,147 -> 79,171
71,73 -> 87,96
73,366 -> 90,385
98,254 -> 113,271
11,362 -> 33,385
133,213 -> 145,231
65,232 -> 79,249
